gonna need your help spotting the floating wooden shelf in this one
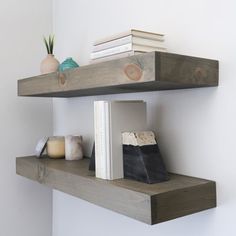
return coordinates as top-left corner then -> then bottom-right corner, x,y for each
18,52 -> 218,97
16,156 -> 216,225
17,51 -> 218,224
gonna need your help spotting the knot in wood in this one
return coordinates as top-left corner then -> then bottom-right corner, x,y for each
58,72 -> 67,87
124,63 -> 143,81
194,67 -> 207,81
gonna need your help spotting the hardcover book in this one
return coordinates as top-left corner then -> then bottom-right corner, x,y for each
91,43 -> 166,60
94,29 -> 164,45
93,35 -> 165,52
90,51 -> 143,64
94,100 -> 147,180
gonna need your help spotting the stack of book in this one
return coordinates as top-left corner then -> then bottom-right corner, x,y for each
91,29 -> 166,63
94,100 -> 147,180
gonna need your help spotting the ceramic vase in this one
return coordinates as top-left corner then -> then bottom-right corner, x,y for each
40,54 -> 59,74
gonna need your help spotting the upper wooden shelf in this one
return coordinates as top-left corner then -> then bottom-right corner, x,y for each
16,156 -> 216,225
18,52 -> 219,98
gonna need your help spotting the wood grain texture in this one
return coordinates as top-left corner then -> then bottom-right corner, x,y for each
16,156 -> 216,224
18,52 -> 218,97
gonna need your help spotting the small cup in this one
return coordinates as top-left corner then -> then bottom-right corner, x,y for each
47,136 -> 65,159
65,135 -> 83,161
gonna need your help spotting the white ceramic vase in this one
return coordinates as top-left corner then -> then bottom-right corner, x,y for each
40,54 -> 59,74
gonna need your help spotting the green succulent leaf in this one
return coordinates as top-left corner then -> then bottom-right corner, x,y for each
43,36 -> 50,54
43,34 -> 55,54
49,35 -> 54,54
50,35 -> 55,54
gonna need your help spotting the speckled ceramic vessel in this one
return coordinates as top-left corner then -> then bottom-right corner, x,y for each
59,57 -> 79,72
40,54 -> 59,74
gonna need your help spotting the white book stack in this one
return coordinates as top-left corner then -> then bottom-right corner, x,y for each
94,100 -> 147,180
91,29 -> 166,63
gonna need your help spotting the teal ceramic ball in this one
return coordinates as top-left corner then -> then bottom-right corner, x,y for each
59,58 -> 79,72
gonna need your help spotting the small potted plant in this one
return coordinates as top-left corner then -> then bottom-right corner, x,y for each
40,35 -> 59,74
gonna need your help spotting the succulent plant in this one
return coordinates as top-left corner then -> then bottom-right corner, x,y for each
43,35 -> 55,54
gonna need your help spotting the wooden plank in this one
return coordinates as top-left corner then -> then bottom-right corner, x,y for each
18,52 -> 155,97
151,181 -> 216,224
157,52 -> 218,86
18,52 -> 218,97
16,156 -> 216,224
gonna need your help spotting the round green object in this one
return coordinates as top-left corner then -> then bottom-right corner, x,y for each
59,57 -> 79,72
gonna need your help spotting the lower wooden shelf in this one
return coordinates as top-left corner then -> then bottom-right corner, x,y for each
16,156 -> 216,225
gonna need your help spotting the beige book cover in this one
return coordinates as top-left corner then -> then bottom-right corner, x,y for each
94,100 -> 147,180
94,29 -> 164,45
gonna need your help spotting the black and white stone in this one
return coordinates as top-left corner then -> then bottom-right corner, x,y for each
122,131 -> 169,184
65,135 -> 83,161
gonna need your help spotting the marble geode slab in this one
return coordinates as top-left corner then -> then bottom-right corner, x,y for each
89,131 -> 169,184
122,131 -> 169,184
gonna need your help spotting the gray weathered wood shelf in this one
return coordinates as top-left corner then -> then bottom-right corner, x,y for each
16,156 -> 216,225
18,52 -> 218,97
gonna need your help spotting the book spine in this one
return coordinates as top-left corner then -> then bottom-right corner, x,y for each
94,30 -> 131,45
132,44 -> 167,52
94,101 -> 107,179
91,43 -> 132,59
93,35 -> 165,52
94,101 -> 101,178
94,29 -> 164,45
90,51 -> 143,64
104,101 -> 111,179
93,35 -> 132,52
132,29 -> 164,41
132,36 -> 165,47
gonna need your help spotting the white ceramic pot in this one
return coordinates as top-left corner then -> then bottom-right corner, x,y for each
40,54 -> 59,74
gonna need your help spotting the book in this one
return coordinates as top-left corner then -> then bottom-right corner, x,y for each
91,43 -> 167,60
94,29 -> 164,45
93,35 -> 165,52
94,101 -> 110,179
90,51 -> 143,64
94,100 -> 147,180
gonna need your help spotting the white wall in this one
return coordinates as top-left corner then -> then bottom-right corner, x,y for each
0,0 -> 53,235
52,0 -> 236,235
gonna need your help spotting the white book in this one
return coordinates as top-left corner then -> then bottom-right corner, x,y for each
94,101 -> 107,179
93,35 -> 165,52
94,29 -> 164,45
94,100 -> 147,180
91,43 -> 167,60
104,101 -> 111,179
90,51 -> 143,64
